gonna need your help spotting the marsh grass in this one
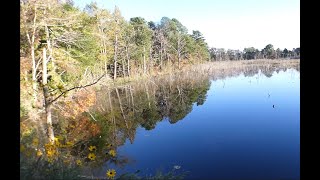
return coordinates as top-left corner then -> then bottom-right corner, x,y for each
109,59 -> 299,87
185,59 -> 299,74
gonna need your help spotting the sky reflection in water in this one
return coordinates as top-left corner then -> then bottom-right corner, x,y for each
108,68 -> 300,180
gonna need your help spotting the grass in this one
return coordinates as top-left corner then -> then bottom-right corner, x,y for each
188,59 -> 299,71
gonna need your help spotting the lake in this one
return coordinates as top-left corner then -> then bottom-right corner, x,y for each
20,62 -> 300,180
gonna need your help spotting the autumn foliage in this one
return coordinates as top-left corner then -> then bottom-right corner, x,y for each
61,89 -> 97,119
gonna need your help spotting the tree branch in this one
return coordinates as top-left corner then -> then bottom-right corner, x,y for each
26,32 -> 31,45
35,57 -> 42,72
49,73 -> 105,104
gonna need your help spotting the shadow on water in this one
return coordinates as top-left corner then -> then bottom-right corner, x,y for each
20,62 -> 299,179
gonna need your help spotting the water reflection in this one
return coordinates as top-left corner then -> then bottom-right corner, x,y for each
20,62 -> 300,179
96,74 -> 211,132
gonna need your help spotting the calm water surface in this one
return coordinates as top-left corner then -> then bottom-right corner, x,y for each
94,68 -> 300,179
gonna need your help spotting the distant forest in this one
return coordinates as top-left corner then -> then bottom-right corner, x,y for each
209,45 -> 300,61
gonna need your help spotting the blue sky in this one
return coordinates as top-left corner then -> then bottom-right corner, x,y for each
73,0 -> 300,51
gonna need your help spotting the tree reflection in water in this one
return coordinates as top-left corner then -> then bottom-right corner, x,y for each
20,62 -> 299,179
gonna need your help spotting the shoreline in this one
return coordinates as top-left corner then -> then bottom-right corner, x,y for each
102,59 -> 300,88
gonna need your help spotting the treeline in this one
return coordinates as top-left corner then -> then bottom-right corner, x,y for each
209,44 -> 300,61
20,0 -> 210,87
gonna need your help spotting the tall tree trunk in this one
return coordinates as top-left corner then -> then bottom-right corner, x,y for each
113,33 -> 118,80
149,46 -> 152,74
42,48 -> 54,143
160,42 -> 163,70
121,58 -> 126,77
44,93 -> 54,144
44,21 -> 54,143
31,45 -> 38,104
42,48 -> 47,85
99,26 -> 108,78
45,24 -> 54,71
27,5 -> 38,105
103,35 -> 108,78
126,46 -> 130,77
